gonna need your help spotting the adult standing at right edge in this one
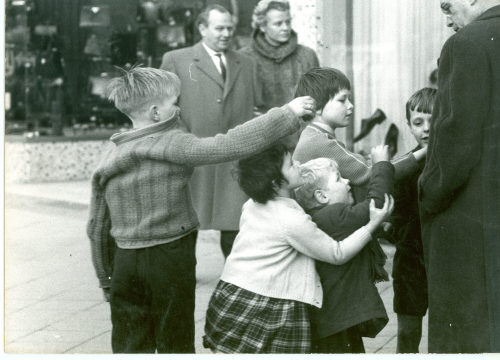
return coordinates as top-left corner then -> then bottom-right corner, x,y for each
239,0 -> 319,149
418,0 -> 500,353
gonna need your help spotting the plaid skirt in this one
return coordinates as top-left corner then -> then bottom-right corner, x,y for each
203,280 -> 311,353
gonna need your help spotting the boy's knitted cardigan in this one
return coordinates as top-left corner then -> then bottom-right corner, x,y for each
87,106 -> 299,288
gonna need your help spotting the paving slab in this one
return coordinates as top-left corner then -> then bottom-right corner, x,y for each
4,181 -> 429,355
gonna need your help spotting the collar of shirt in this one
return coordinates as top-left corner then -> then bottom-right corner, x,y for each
110,109 -> 180,145
309,121 -> 336,138
202,42 -> 227,75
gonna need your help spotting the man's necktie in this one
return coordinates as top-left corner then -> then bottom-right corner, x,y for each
215,53 -> 226,82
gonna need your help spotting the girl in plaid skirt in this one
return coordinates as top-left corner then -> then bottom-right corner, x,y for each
203,143 -> 394,353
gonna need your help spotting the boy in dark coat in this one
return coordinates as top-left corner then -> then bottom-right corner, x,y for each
294,145 -> 394,353
388,87 -> 436,353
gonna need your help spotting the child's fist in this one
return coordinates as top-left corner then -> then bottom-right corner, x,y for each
371,145 -> 390,163
287,96 -> 316,119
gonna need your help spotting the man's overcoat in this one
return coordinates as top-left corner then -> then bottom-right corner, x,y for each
160,42 -> 258,230
418,5 -> 500,352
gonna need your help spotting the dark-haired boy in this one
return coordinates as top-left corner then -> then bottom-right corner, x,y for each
293,67 -> 426,202
389,87 -> 436,353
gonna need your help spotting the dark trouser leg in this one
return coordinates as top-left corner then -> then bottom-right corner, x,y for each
314,326 -> 365,353
110,232 -> 197,353
110,248 -> 156,353
220,230 -> 238,258
150,233 -> 197,353
397,314 -> 423,353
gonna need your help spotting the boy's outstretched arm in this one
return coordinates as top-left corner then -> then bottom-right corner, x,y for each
392,150 -> 423,181
368,145 -> 395,208
143,97 -> 315,166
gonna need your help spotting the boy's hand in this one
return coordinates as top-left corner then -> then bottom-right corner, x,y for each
366,194 -> 395,233
287,96 -> 316,119
413,146 -> 427,161
371,145 -> 390,163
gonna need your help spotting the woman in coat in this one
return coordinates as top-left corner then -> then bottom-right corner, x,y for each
239,0 -> 318,148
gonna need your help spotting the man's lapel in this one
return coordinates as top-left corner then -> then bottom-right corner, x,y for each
192,42 -> 224,88
223,50 -> 242,99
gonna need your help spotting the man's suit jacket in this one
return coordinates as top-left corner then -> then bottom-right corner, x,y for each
160,41 -> 259,230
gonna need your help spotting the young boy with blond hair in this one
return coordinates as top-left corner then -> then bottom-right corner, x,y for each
294,145 -> 394,353
86,66 -> 315,353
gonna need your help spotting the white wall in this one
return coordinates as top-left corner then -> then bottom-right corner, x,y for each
352,0 -> 453,156
289,0 -> 318,50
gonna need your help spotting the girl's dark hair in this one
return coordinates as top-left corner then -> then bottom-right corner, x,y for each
237,143 -> 289,204
295,67 -> 351,111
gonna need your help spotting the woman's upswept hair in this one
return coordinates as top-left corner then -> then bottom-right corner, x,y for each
106,66 -> 180,116
237,143 -> 289,204
251,0 -> 290,30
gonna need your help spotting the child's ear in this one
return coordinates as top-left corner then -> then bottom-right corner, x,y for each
313,189 -> 329,204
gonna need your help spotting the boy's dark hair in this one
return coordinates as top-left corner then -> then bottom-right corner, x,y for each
196,4 -> 230,28
237,143 -> 289,204
295,67 -> 351,111
405,87 -> 437,124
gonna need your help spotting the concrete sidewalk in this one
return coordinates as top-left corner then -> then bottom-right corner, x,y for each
4,180 -> 428,354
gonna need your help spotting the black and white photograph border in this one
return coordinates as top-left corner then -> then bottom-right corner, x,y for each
3,0 -> 499,357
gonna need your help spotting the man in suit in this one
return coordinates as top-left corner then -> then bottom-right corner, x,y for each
418,0 -> 500,352
160,4 -> 259,258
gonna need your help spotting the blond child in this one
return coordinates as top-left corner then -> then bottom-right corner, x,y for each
294,145 -> 394,353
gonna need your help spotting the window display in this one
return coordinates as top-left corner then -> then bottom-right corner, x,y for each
4,0 -> 213,137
